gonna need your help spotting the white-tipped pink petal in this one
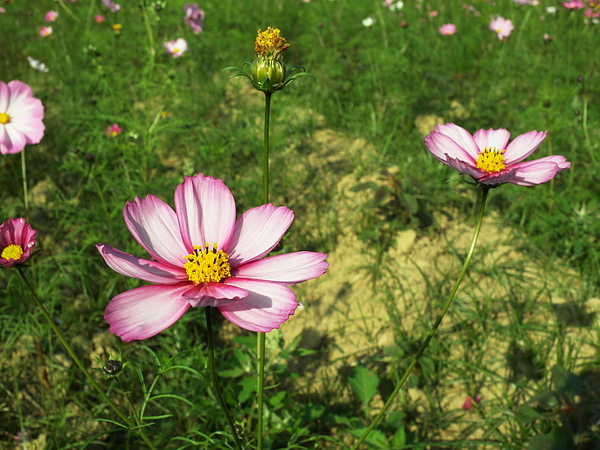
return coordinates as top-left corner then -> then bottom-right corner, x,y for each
104,284 -> 191,342
425,131 -> 477,166
444,155 -> 485,179
503,130 -> 547,164
218,278 -> 299,332
473,128 -> 510,152
431,123 -> 480,159
508,156 -> 570,186
226,204 -> 294,267
183,282 -> 248,307
174,174 -> 236,251
123,195 -> 188,267
1,126 -> 26,154
233,251 -> 328,285
478,167 -> 518,185
97,243 -> 187,284
0,82 -> 9,112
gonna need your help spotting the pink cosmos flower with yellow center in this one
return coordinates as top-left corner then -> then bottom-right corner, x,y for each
489,16 -> 514,40
104,123 -> 122,137
97,173 -> 328,342
44,11 -> 58,22
424,123 -> 570,186
0,80 -> 45,155
164,38 -> 188,58
39,26 -> 53,37
439,24 -> 457,35
0,218 -> 37,268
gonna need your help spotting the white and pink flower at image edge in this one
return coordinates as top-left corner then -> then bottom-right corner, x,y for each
97,174 -> 329,342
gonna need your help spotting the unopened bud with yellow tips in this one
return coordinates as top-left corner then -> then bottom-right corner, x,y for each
252,55 -> 286,85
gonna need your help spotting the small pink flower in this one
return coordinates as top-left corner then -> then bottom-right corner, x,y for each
95,15 -> 105,23
0,80 -> 45,155
164,38 -> 188,58
184,3 -> 205,34
563,1 -> 585,8
102,0 -> 120,13
543,33 -> 553,40
0,218 -> 37,268
439,24 -> 457,35
44,10 -> 58,22
0,7 -> 5,13
489,16 -> 514,40
97,173 -> 328,341
39,26 -> 53,37
429,10 -> 439,17
462,395 -> 482,411
105,123 -> 122,137
424,123 -> 570,186
585,7 -> 600,16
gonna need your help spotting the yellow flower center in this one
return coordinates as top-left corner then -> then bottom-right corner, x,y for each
1,244 -> 24,261
0,112 -> 10,124
183,243 -> 231,284
255,27 -> 290,57
476,147 -> 506,173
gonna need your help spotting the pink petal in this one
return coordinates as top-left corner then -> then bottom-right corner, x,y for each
233,251 -> 328,285
425,131 -> 477,166
508,156 -> 570,186
174,174 -> 236,251
218,278 -> 299,332
123,194 -> 188,267
477,167 -> 518,185
0,82 -> 9,112
183,282 -> 248,307
504,130 -> 547,164
2,124 -> 27,154
227,204 -> 294,267
97,243 -> 187,284
444,154 -> 485,179
104,284 -> 191,342
473,128 -> 510,152
431,123 -> 480,159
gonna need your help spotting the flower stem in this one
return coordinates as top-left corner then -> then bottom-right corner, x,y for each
351,185 -> 490,449
21,149 -> 28,211
16,269 -> 156,450
204,307 -> 244,450
256,91 -> 273,450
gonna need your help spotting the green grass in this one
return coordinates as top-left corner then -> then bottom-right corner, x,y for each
1,0 -> 599,448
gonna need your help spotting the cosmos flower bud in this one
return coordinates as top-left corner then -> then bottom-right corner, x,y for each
252,55 -> 286,85
102,359 -> 123,376
250,27 -> 290,91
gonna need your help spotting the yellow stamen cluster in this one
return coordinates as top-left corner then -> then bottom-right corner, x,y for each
0,112 -> 10,124
476,147 -> 506,173
183,243 -> 231,285
1,244 -> 24,261
255,27 -> 290,57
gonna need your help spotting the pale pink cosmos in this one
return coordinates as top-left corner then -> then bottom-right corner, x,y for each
102,0 -> 121,13
184,3 -> 205,34
97,173 -> 328,341
44,11 -> 58,22
95,15 -> 105,23
489,16 -> 514,40
104,123 -> 122,137
0,218 -> 37,268
439,24 -> 457,35
0,81 -> 45,155
424,123 -> 570,186
164,38 -> 188,58
39,26 -> 53,37
563,1 -> 585,8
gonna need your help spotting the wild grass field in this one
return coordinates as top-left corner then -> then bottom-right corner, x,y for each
1,0 -> 599,448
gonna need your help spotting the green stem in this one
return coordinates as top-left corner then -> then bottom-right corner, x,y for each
21,149 -> 28,211
351,186 -> 490,450
204,308 -> 244,450
17,269 -> 156,450
257,91 -> 272,450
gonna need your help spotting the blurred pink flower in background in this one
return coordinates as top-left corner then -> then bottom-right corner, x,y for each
430,10 -> 439,17
563,1 -> 585,8
0,7 -> 5,13
585,7 -> 600,16
462,395 -> 482,411
489,16 -> 514,40
424,123 -> 570,186
0,80 -> 45,155
95,15 -> 105,23
0,218 -> 37,268
439,23 -> 457,35
97,173 -> 328,341
164,38 -> 188,58
39,26 -> 53,37
184,3 -> 205,34
102,0 -> 120,13
543,33 -> 553,40
44,11 -> 58,22
105,123 -> 122,137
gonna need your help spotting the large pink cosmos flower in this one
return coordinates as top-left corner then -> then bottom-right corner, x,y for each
424,123 -> 570,186
0,81 -> 45,155
97,173 -> 328,342
0,218 -> 37,268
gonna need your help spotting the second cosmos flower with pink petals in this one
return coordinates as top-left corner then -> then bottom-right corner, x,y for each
424,123 -> 570,186
0,218 -> 37,268
97,173 -> 328,342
